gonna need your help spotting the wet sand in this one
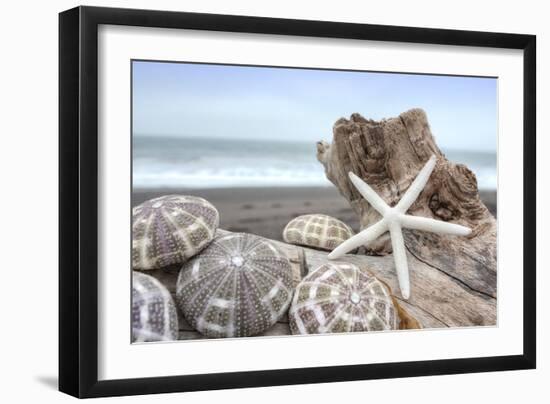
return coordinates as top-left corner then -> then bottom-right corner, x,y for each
133,187 -> 497,242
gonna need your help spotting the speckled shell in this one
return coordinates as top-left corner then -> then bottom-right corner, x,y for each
176,233 -> 294,338
132,271 -> 178,342
289,262 -> 398,335
132,195 -> 219,270
283,214 -> 354,251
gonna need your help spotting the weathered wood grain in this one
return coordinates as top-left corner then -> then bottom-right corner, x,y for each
304,248 -> 495,327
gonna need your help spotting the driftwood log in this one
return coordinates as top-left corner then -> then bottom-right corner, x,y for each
316,108 -> 496,323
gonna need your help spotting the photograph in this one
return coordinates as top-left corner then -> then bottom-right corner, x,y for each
130,60 -> 497,342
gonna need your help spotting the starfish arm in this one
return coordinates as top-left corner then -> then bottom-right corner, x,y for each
396,155 -> 437,213
348,172 -> 390,216
328,219 -> 388,260
400,215 -> 472,236
388,222 -> 410,299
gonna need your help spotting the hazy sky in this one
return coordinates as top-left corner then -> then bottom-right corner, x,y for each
132,60 -> 497,152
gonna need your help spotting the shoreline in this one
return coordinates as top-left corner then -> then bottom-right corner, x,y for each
133,186 -> 496,242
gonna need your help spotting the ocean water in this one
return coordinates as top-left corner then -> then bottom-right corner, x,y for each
133,136 -> 497,190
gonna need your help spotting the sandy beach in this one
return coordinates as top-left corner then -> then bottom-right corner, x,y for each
133,187 -> 496,242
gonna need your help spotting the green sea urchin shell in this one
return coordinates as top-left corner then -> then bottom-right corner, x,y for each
283,214 -> 354,251
176,233 -> 294,338
289,262 -> 398,335
132,195 -> 219,270
132,271 -> 178,342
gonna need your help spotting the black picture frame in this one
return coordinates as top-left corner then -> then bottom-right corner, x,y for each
59,5 -> 536,398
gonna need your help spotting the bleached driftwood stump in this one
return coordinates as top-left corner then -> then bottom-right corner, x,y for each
316,108 -> 497,327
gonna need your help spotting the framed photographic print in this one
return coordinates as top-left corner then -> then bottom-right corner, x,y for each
59,6 -> 536,398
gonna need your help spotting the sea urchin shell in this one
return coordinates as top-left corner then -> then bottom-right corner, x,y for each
132,195 -> 219,270
289,262 -> 398,335
132,271 -> 179,342
176,233 -> 294,338
283,214 -> 354,251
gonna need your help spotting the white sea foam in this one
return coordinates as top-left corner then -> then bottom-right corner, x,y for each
133,166 -> 332,188
132,136 -> 496,190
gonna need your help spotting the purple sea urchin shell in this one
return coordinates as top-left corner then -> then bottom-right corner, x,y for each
132,271 -> 178,342
283,214 -> 354,251
289,262 -> 398,335
176,233 -> 294,338
132,195 -> 219,270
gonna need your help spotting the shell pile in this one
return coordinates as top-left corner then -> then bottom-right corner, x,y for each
283,214 -> 354,251
132,195 -> 219,270
132,271 -> 179,342
289,262 -> 398,335
176,233 -> 294,338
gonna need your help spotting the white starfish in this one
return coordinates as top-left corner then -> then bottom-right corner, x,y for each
328,155 -> 472,299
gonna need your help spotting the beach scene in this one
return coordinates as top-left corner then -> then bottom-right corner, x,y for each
131,60 -> 497,342
132,62 -> 496,241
